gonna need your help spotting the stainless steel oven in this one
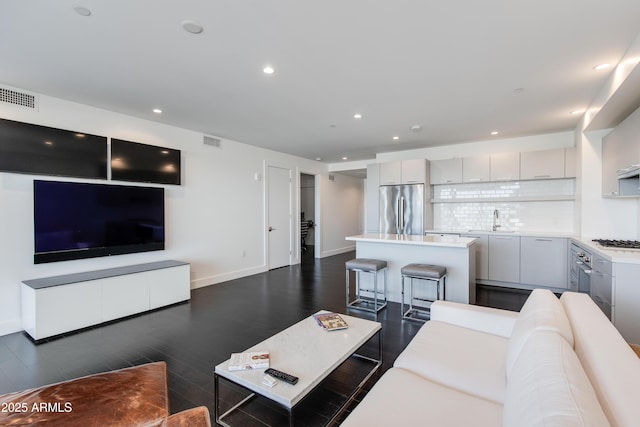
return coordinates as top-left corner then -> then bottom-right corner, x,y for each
570,243 -> 591,294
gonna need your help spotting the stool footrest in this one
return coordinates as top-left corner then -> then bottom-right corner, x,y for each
402,307 -> 430,322
413,296 -> 436,303
348,298 -> 387,313
357,288 -> 386,295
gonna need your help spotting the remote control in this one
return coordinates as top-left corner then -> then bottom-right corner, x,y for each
265,368 -> 299,385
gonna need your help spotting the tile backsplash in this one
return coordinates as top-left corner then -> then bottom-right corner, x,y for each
432,179 -> 575,233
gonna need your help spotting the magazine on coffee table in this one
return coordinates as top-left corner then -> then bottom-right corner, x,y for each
313,312 -> 348,331
228,351 -> 270,371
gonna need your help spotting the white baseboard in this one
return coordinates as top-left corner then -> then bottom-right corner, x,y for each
0,318 -> 23,337
190,265 -> 268,289
320,245 -> 355,258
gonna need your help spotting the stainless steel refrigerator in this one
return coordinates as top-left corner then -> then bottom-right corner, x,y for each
379,184 -> 424,235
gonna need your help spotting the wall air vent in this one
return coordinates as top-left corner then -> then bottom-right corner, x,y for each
203,135 -> 222,149
0,85 -> 39,110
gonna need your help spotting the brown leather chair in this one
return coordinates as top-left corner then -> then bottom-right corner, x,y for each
0,361 -> 210,427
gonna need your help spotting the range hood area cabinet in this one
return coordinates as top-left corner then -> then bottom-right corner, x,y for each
602,104 -> 640,197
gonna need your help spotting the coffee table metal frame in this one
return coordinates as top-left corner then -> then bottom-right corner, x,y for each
214,313 -> 382,427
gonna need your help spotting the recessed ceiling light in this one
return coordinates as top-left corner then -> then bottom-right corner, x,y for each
182,20 -> 203,34
593,63 -> 611,70
410,125 -> 422,132
263,66 -> 275,74
491,131 -> 499,135
315,157 -> 322,161
73,6 -> 91,16
342,156 -> 348,160
152,108 -> 163,114
353,113 -> 362,119
392,136 -> 399,140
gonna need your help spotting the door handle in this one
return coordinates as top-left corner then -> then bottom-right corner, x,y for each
269,226 -> 276,232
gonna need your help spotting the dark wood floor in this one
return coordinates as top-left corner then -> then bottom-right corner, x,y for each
0,249 -> 528,426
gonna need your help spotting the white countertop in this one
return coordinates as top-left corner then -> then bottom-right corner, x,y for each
571,237 -> 640,265
346,233 -> 477,248
427,230 -> 640,264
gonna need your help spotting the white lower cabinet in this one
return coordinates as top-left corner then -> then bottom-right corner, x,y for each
520,237 -> 568,288
488,235 -> 520,283
461,234 -> 488,280
22,261 -> 190,340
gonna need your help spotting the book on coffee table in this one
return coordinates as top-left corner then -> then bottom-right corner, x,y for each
313,312 -> 348,331
228,351 -> 270,371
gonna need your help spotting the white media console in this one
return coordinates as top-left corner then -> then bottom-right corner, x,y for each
21,260 -> 190,341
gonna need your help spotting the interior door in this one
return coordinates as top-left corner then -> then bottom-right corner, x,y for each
267,165 -> 292,269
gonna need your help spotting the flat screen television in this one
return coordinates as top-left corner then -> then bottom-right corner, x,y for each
111,138 -> 181,185
0,117 -> 107,179
34,180 -> 165,264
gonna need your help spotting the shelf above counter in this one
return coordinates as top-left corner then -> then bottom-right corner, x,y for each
431,195 -> 576,203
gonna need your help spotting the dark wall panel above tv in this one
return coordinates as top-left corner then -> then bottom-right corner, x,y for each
111,138 -> 181,185
0,117 -> 107,179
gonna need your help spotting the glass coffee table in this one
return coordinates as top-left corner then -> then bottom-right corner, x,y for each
214,311 -> 382,426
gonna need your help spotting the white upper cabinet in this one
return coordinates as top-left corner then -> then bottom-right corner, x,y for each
601,106 -> 640,197
490,152 -> 520,181
520,149 -> 565,180
379,159 -> 427,185
430,158 -> 463,185
462,155 -> 490,183
379,161 -> 402,185
401,159 -> 427,184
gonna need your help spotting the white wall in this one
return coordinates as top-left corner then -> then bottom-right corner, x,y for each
0,92 -> 360,336
320,173 -> 364,256
375,131 -> 574,162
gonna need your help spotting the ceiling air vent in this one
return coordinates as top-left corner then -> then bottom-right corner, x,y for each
0,85 -> 39,110
203,135 -> 222,149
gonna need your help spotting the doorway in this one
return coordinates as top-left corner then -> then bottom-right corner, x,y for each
267,165 -> 292,270
300,173 -> 316,262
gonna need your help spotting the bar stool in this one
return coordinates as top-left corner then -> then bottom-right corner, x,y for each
345,258 -> 388,313
401,263 -> 447,322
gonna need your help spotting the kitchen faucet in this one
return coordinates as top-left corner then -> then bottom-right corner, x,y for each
492,209 -> 501,231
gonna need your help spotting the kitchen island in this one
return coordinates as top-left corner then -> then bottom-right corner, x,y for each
345,233 -> 477,305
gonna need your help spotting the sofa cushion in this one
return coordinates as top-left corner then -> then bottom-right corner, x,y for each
430,300 -> 519,338
561,291 -> 640,427
341,367 -> 503,427
393,320 -> 509,403
504,330 -> 610,427
505,288 -> 574,378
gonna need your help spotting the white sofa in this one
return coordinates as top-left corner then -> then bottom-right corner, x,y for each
342,289 -> 640,427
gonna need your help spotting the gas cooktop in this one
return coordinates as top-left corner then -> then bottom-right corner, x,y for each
592,239 -> 640,250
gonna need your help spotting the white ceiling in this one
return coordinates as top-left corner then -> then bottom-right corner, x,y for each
2,1 -> 640,163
